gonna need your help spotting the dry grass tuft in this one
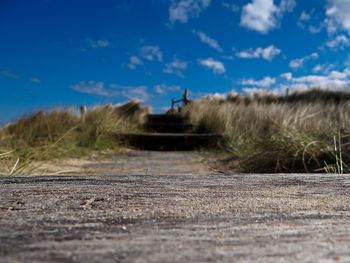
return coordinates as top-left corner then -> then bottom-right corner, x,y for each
182,89 -> 350,173
0,99 -> 150,175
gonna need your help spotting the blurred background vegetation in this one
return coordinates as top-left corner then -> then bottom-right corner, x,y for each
0,100 -> 150,175
182,88 -> 350,173
1,89 -> 349,175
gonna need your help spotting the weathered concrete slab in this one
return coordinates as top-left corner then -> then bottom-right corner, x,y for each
1,173 -> 350,262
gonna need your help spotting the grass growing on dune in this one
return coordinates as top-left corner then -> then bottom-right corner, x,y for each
2,88 -> 350,174
0,100 -> 150,175
182,89 -> 350,173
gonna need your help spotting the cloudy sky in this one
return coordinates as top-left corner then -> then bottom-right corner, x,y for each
1,0 -> 350,123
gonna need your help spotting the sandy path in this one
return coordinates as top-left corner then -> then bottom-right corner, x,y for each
34,150 -> 220,176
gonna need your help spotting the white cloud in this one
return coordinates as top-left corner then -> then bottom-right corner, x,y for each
139,46 -> 163,62
308,24 -> 324,34
108,84 -> 120,89
242,87 -> 273,96
86,39 -> 110,48
198,58 -> 226,74
297,11 -> 311,28
222,2 -> 240,12
240,0 -> 296,34
212,93 -> 227,100
153,84 -> 181,95
128,46 -> 163,69
241,76 -> 276,87
127,56 -> 144,70
244,66 -> 350,95
289,52 -> 318,69
193,30 -> 223,52
169,0 -> 211,24
2,70 -> 41,83
280,72 -> 293,80
278,0 -> 296,13
292,74 -> 349,88
1,70 -> 20,79
279,67 -> 350,92
221,55 -> 235,60
289,59 -> 304,69
329,70 -> 347,79
70,81 -> 119,97
345,54 -> 350,67
235,45 -> 281,61
122,86 -> 150,101
163,57 -> 188,77
299,11 -> 311,21
240,0 -> 277,34
70,81 -> 151,101
312,64 -> 334,74
29,77 -> 40,83
296,10 -> 324,34
153,85 -> 165,95
325,0 -> 350,35
312,64 -> 323,73
326,34 -> 350,50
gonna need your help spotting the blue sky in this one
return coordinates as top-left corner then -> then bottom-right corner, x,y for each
1,0 -> 350,124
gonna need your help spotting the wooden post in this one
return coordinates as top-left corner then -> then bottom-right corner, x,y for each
183,88 -> 188,106
80,105 -> 87,123
171,98 -> 175,113
170,89 -> 189,114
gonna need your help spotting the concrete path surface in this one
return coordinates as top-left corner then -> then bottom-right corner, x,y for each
0,151 -> 350,262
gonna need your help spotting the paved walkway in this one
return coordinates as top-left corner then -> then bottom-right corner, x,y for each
0,151 -> 350,262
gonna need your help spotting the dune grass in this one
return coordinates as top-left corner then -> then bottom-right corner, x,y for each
0,100 -> 150,175
182,89 -> 350,173
2,89 -> 350,174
